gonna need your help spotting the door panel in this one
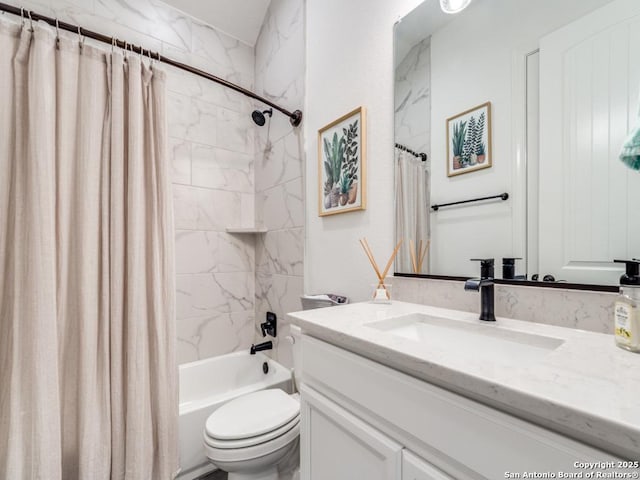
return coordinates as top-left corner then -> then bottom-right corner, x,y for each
539,0 -> 640,283
300,385 -> 402,480
403,450 -> 454,480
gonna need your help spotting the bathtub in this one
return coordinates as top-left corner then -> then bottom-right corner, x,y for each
178,351 -> 293,480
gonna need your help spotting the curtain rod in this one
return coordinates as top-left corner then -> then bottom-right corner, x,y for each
0,2 -> 303,127
395,143 -> 427,162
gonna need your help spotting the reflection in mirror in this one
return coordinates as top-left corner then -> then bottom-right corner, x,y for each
394,0 -> 640,286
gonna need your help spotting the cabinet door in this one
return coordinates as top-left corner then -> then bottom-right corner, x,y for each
300,385 -> 402,480
402,451 -> 454,480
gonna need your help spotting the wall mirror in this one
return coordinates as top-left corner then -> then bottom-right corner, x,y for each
394,0 -> 640,287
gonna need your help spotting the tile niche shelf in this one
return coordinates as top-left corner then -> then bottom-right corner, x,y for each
225,226 -> 268,234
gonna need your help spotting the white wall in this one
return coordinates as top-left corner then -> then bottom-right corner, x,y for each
305,0 -> 423,302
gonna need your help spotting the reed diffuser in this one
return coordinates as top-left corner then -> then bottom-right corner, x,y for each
409,239 -> 430,274
359,238 -> 402,302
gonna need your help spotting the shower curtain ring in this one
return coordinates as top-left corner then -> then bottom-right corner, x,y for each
111,36 -> 116,53
55,19 -> 60,49
20,7 -> 24,25
77,26 -> 84,50
27,10 -> 33,30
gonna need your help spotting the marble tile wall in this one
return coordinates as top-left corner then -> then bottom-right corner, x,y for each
15,0 -> 259,363
393,276 -> 616,334
254,0 -> 306,369
394,37 -> 431,156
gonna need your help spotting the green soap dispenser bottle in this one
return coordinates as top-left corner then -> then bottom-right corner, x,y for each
613,259 -> 640,353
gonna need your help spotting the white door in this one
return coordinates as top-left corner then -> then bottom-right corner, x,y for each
539,0 -> 640,284
299,385 -> 402,480
402,451 -> 454,480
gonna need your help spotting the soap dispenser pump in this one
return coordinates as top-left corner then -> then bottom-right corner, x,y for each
613,259 -> 640,353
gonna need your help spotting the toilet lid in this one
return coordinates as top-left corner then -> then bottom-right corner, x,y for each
204,416 -> 299,450
205,389 -> 300,440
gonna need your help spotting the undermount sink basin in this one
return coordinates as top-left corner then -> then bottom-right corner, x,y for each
366,313 -> 564,366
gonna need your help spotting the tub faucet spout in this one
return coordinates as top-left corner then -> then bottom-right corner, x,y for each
250,341 -> 273,355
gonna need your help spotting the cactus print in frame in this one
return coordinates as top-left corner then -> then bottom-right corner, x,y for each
318,107 -> 367,216
446,102 -> 492,177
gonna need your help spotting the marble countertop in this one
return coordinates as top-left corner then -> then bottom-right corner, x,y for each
287,301 -> 640,459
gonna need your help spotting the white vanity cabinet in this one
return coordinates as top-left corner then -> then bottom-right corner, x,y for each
300,385 -> 402,480
298,334 -> 621,480
300,383 -> 452,480
402,451 -> 454,480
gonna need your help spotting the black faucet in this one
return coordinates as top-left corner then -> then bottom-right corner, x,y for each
250,341 -> 273,355
502,257 -> 523,280
260,312 -> 277,338
464,258 -> 496,322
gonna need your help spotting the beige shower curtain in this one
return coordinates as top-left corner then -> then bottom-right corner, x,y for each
0,19 -> 178,480
395,150 -> 430,273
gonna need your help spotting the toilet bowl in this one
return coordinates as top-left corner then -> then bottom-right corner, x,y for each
203,326 -> 302,480
203,389 -> 299,480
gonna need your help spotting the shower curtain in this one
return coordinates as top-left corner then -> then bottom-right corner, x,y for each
395,149 -> 430,273
0,19 -> 178,480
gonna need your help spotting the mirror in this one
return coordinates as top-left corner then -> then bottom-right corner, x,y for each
394,0 -> 640,286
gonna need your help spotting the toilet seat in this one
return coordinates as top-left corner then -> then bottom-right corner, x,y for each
203,389 -> 300,463
204,420 -> 300,463
205,415 -> 300,449
206,389 -> 299,441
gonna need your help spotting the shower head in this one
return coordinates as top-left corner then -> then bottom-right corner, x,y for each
251,108 -> 273,126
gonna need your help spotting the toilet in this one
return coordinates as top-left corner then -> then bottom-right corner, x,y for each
203,327 -> 302,480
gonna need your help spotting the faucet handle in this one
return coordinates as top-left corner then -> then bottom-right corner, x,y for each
470,258 -> 494,266
502,257 -> 522,264
470,258 -> 494,278
502,258 -> 522,280
260,312 -> 277,338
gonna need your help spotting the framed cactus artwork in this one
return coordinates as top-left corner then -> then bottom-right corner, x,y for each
446,102 -> 492,177
318,106 -> 367,216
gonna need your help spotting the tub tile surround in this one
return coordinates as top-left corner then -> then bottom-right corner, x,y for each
176,311 -> 255,364
394,36 -> 431,155
254,0 -> 306,369
393,276 -> 616,334
177,273 -> 255,318
14,0 -> 260,364
256,228 -> 304,277
176,231 -> 255,274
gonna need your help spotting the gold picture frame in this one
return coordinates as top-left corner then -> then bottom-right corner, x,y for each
446,101 -> 492,177
318,106 -> 367,216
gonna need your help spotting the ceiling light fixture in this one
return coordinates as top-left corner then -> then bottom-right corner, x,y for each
439,0 -> 473,14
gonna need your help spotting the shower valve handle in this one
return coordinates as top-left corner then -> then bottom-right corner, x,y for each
260,312 -> 277,338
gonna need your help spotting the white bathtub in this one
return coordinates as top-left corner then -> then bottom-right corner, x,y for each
178,351 -> 293,480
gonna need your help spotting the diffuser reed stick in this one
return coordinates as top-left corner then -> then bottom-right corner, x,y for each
380,240 -> 403,280
418,240 -> 430,272
408,239 -> 429,273
359,238 -> 403,289
359,239 -> 384,281
409,240 -> 418,273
